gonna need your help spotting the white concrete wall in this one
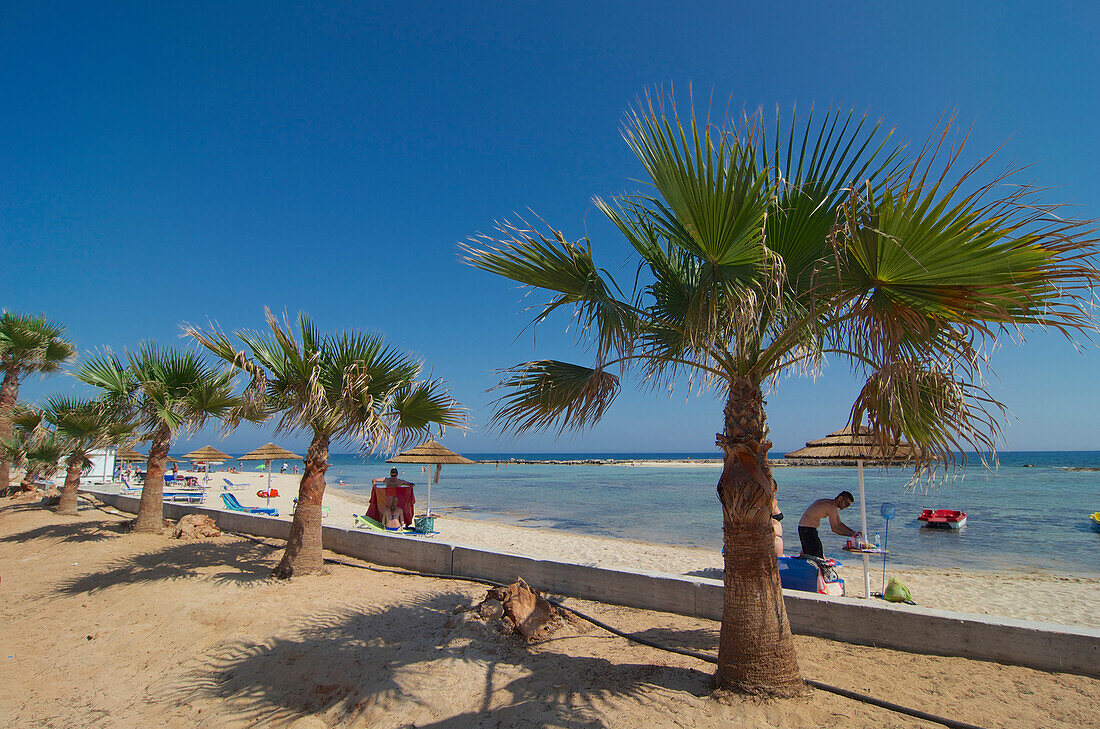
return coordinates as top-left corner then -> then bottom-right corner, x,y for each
84,488 -> 1100,678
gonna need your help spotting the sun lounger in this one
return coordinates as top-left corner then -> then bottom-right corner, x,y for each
352,513 -> 438,536
221,478 -> 249,491
220,492 -> 278,516
164,491 -> 206,504
353,514 -> 384,530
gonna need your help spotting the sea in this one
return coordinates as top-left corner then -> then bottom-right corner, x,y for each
245,450 -> 1100,576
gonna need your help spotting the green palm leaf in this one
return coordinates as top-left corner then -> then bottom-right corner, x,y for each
489,360 -> 621,436
622,95 -> 769,269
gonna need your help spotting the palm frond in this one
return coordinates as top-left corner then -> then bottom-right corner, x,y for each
830,131 -> 1100,374
851,359 -> 1005,473
463,217 -> 638,362
622,91 -> 769,269
489,360 -> 620,436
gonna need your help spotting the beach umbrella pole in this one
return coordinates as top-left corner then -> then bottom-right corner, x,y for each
425,462 -> 431,517
882,520 -> 890,593
858,460 -> 870,599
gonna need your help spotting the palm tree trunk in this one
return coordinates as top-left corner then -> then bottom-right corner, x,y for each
57,459 -> 82,515
133,426 -> 171,533
0,368 -> 19,495
714,376 -> 802,696
273,431 -> 329,579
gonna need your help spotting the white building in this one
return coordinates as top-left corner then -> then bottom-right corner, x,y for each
85,448 -> 118,484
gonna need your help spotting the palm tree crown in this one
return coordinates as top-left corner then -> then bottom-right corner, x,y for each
188,310 -> 465,451
75,342 -> 242,440
0,312 -> 76,376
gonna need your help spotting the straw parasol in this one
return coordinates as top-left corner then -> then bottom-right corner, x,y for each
116,446 -> 146,463
182,445 -> 232,483
238,443 -> 303,491
386,440 -> 473,516
785,425 -> 925,599
784,425 -> 924,463
118,448 -> 178,466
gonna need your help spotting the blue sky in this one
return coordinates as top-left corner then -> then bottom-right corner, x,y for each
3,1 -> 1098,454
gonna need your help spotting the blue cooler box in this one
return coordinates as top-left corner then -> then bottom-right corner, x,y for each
778,556 -> 845,596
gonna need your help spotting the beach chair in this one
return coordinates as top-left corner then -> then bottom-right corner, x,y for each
353,514 -> 384,531
222,477 -> 249,491
220,492 -> 278,516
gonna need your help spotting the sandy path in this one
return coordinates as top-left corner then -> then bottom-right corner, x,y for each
2,501 -> 1098,728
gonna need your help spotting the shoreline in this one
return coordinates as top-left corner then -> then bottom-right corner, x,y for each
470,457 -> 916,467
93,471 -> 1099,628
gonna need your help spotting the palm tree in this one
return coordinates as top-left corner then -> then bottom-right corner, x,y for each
75,343 -> 244,532
186,310 -> 466,578
463,97 -> 1099,695
0,313 -> 76,494
0,405 -> 56,493
43,396 -> 134,515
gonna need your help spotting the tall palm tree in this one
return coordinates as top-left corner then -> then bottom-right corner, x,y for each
75,344 -> 244,532
186,310 -> 466,578
43,396 -> 134,515
463,97 -> 1099,695
0,313 -> 76,494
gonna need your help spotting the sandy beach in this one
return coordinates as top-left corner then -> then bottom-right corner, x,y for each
123,470 -> 1100,629
3,499 -> 1098,728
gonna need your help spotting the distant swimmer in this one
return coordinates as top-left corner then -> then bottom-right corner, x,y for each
797,491 -> 858,559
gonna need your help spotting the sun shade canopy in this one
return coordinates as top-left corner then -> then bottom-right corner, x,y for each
237,443 -> 303,461
784,426 -> 926,462
385,440 -> 474,465
182,445 -> 232,462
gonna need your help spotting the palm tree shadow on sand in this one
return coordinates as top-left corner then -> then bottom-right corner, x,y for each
53,539 -> 277,595
154,590 -> 713,727
0,515 -> 129,545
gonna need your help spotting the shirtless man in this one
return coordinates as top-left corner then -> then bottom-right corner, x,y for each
372,467 -> 414,489
798,491 -> 858,559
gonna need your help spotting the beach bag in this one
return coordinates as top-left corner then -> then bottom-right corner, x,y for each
883,577 -> 915,604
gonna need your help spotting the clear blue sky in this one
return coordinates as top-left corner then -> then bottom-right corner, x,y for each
3,1 -> 1098,454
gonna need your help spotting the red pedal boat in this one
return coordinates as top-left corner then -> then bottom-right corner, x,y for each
918,509 -> 967,529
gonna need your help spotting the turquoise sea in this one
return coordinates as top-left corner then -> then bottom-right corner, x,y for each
249,450 -> 1100,576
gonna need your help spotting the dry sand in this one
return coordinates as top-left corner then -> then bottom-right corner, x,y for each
188,471 -> 1100,629
2,500 -> 1098,729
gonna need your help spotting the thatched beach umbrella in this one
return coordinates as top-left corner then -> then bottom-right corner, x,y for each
386,440 -> 473,516
238,442 -> 302,492
182,445 -> 231,483
786,425 -> 924,598
116,446 -> 146,462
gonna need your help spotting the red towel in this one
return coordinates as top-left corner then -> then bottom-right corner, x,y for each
365,486 -> 415,526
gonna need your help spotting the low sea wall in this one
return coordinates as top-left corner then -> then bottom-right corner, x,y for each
85,489 -> 1100,677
